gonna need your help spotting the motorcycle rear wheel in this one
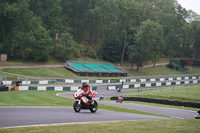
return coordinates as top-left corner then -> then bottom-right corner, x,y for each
90,101 -> 98,113
73,101 -> 81,113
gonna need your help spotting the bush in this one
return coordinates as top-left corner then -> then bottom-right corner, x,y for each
167,62 -> 174,69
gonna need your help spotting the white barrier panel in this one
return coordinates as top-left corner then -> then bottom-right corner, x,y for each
71,87 -> 79,91
96,80 -> 103,83
123,85 -> 129,89
65,79 -> 74,83
38,86 -> 46,90
130,79 -> 136,82
185,81 -> 189,84
185,77 -> 189,80
39,80 -> 48,84
120,79 -> 126,82
168,78 -> 173,81
140,79 -> 146,82
193,80 -> 198,83
55,87 -> 63,91
192,76 -> 196,79
160,78 -> 165,81
176,81 -> 181,85
18,86 -> 29,91
177,77 -> 181,80
166,82 -> 171,85
3,81 -> 12,85
156,83 -> 162,86
134,84 -> 140,88
150,78 -> 155,82
108,86 -> 116,90
22,81 -> 31,85
146,83 -> 151,87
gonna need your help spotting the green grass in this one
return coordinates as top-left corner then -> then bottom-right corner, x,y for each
2,65 -> 200,79
0,59 -> 64,66
123,84 -> 200,103
123,101 -> 199,111
0,119 -> 199,133
0,91 -> 168,118
127,65 -> 200,76
2,67 -> 78,78
0,91 -> 73,106
1,58 -> 199,79
0,71 -> 20,79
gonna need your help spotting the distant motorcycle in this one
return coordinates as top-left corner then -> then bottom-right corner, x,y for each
116,96 -> 123,103
117,87 -> 122,92
73,89 -> 98,113
194,109 -> 200,119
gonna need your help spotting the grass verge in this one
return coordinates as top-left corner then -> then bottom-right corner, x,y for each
2,65 -> 200,79
0,119 -> 199,133
123,84 -> 200,103
0,91 -> 168,118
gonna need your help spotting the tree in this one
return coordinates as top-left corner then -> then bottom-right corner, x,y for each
128,20 -> 164,70
3,0 -> 52,61
191,21 -> 200,59
118,0 -> 140,65
127,45 -> 145,71
143,20 -> 164,68
98,25 -> 123,62
30,0 -> 62,38
54,32 -> 78,61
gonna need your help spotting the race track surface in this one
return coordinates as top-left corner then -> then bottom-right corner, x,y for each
0,85 -> 196,128
58,85 -> 196,119
0,106 -> 169,128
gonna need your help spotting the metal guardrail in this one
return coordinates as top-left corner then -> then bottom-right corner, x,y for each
126,74 -> 200,79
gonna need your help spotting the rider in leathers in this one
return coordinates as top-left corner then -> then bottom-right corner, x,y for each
81,82 -> 93,104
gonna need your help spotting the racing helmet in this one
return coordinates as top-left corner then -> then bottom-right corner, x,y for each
197,109 -> 200,114
82,81 -> 88,87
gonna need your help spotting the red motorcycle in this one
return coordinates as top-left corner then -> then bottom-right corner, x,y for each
73,89 -> 98,113
116,96 -> 123,103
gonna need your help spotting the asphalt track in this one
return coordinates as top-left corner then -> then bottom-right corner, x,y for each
58,85 -> 196,119
0,106 -> 169,128
0,85 -> 196,128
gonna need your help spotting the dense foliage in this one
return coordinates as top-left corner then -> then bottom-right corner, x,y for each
0,0 -> 200,67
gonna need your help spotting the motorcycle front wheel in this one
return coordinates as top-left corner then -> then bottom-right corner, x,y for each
73,101 -> 81,113
90,101 -> 98,113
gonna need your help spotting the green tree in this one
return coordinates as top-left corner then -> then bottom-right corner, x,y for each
54,32 -> 78,61
128,20 -> 164,70
3,0 -> 52,61
127,45 -> 144,71
143,20 -> 164,68
118,0 -> 140,65
191,21 -> 200,59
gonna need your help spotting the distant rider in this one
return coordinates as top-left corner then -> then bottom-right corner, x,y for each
81,82 -> 93,104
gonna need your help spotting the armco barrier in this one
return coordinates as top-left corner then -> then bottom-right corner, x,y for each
0,86 -> 9,91
16,86 -> 97,91
2,74 -> 200,85
111,97 -> 200,108
63,75 -> 200,83
107,79 -> 200,90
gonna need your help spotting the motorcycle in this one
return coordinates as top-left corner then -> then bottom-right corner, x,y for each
73,89 -> 98,113
116,96 -> 123,103
194,109 -> 200,119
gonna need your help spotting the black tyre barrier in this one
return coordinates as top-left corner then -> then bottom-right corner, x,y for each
111,97 -> 200,108
0,86 -> 9,91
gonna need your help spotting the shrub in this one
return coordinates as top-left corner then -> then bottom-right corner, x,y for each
167,62 -> 174,69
